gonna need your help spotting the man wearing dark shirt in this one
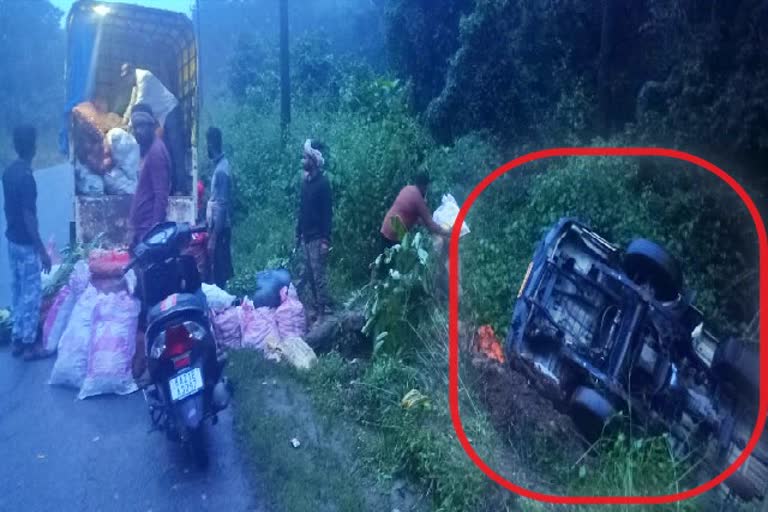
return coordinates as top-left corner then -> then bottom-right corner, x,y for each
205,127 -> 234,289
296,139 -> 333,317
128,107 -> 171,247
2,125 -> 52,360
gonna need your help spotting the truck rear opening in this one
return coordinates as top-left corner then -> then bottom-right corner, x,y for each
64,0 -> 199,246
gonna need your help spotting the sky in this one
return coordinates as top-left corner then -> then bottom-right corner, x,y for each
50,0 -> 194,20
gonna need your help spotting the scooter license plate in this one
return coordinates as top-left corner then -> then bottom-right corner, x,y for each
168,368 -> 204,402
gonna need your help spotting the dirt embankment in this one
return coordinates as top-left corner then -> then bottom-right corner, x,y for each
469,351 -> 586,490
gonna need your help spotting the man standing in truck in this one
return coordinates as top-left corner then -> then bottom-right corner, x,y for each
128,106 -> 171,247
3,125 -> 52,360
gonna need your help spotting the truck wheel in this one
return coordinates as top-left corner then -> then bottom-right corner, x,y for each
570,386 -> 616,442
624,239 -> 682,302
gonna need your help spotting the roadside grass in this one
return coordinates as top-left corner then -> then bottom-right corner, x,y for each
228,276 -> 720,511
228,350 -> 392,512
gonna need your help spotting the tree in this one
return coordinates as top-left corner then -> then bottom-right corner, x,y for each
0,0 -> 64,145
385,0 -> 473,112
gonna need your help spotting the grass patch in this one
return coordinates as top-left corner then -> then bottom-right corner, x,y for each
229,351 -> 393,512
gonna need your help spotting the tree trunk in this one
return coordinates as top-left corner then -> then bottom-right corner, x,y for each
596,0 -> 616,135
280,0 -> 291,143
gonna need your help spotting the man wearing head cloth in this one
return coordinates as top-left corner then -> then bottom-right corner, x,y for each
296,138 -> 334,319
127,105 -> 171,247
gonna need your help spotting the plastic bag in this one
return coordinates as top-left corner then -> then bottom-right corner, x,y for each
134,69 -> 179,128
251,269 -> 292,308
266,336 -> 317,370
42,285 -> 73,353
47,237 -> 62,265
274,285 -> 306,340
89,249 -> 131,278
69,260 -> 91,295
202,283 -> 236,311
75,163 -> 105,196
473,325 -> 505,364
49,285 -> 99,389
432,194 -> 470,237
104,128 -> 139,195
240,299 -> 280,350
78,291 -> 140,399
41,264 -> 62,290
212,306 -> 242,349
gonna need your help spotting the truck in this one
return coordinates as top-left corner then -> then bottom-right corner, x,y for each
62,0 -> 199,245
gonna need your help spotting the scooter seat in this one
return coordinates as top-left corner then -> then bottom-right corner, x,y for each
147,292 -> 208,328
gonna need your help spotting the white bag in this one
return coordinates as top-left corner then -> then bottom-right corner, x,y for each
104,128 -> 139,195
49,285 -> 99,389
75,163 -> 104,196
78,291 -> 140,399
240,299 -> 280,350
41,264 -> 62,290
134,69 -> 178,128
43,286 -> 76,353
266,336 -> 317,370
70,260 -> 91,295
202,283 -> 236,311
432,193 -> 470,237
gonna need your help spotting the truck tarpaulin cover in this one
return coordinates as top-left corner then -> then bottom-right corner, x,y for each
60,15 -> 97,155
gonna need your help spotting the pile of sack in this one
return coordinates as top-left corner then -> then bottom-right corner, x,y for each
45,254 -> 141,400
72,68 -> 178,197
72,101 -> 141,197
206,270 -> 317,370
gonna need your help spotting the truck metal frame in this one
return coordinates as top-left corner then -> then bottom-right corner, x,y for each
65,0 -> 199,245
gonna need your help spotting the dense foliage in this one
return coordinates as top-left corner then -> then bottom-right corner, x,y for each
0,0 -> 64,165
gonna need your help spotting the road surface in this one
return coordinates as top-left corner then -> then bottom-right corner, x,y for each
0,163 -> 260,512
0,354 -> 259,512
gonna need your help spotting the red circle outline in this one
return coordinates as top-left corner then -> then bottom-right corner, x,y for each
448,147 -> 768,505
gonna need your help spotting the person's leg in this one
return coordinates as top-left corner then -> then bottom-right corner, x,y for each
307,239 -> 332,315
131,269 -> 150,386
303,241 -> 319,310
16,244 -> 42,359
8,242 -> 25,356
213,228 -> 234,290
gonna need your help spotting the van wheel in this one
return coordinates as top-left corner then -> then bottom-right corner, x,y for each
624,239 -> 682,302
713,339 -> 759,400
569,386 -> 616,442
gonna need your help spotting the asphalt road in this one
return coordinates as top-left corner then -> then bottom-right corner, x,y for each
0,163 -> 260,512
0,353 -> 259,512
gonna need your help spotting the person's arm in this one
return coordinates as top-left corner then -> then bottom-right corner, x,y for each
21,177 -> 51,272
295,182 -> 304,247
319,178 -> 332,246
416,193 -> 450,237
148,150 -> 171,227
122,85 -> 138,125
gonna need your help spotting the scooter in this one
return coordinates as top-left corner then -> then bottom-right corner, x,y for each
126,222 -> 230,468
